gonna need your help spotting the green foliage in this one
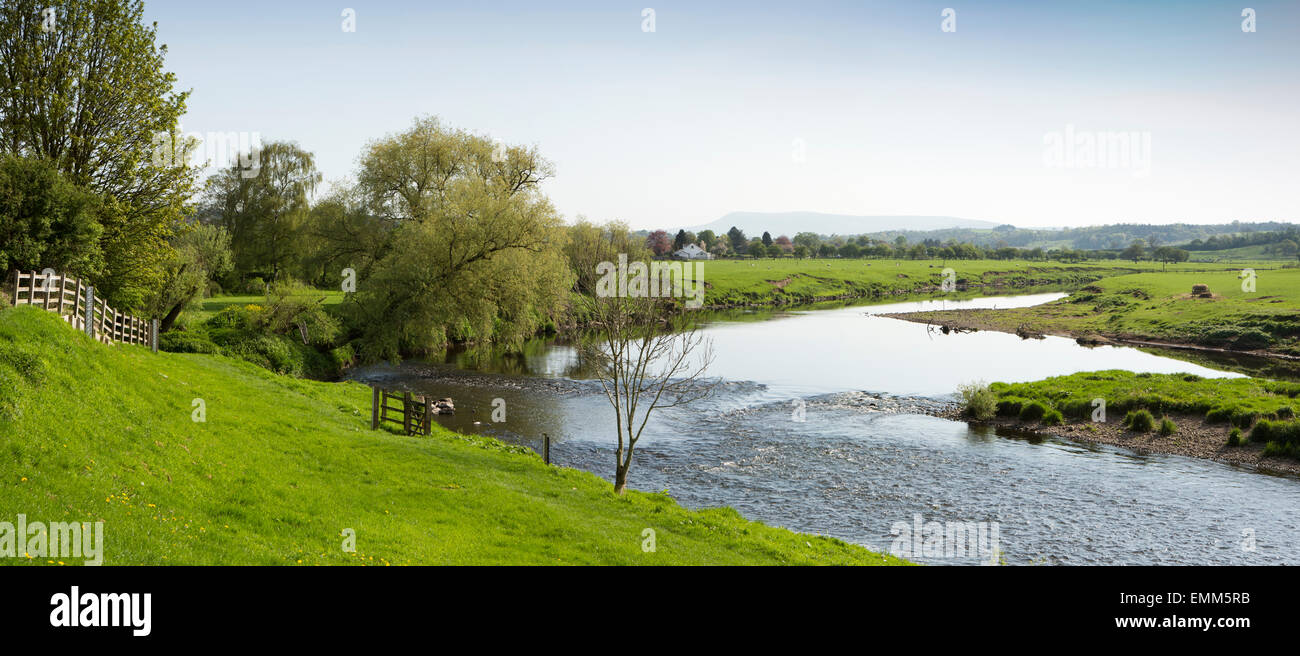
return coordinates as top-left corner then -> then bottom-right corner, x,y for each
1158,417 -> 1177,436
1041,408 -> 1065,426
347,116 -> 573,361
258,280 -> 340,347
158,330 -> 221,355
0,154 -> 104,277
1019,400 -> 1049,421
1227,427 -> 1243,447
958,381 -> 996,420
199,141 -> 320,282
1254,420 -> 1300,459
1124,409 -> 1156,432
0,0 -> 199,311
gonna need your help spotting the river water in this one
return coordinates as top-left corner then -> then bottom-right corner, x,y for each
347,292 -> 1300,565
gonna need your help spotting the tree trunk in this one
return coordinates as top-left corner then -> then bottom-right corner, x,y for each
614,464 -> 628,495
158,286 -> 199,333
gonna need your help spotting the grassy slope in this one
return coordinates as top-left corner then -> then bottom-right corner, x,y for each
891,267 -> 1300,355
0,307 -> 903,565
683,258 -> 1212,307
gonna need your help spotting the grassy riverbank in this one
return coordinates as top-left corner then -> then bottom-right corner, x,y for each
957,371 -> 1300,473
0,307 -> 904,565
888,267 -> 1300,358
684,259 -> 1227,308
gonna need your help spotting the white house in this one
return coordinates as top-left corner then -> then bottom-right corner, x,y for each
673,243 -> 712,260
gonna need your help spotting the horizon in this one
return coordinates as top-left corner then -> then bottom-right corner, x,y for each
144,0 -> 1300,231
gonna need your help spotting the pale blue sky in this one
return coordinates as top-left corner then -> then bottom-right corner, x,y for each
145,1 -> 1300,229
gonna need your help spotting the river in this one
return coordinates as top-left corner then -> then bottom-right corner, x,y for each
347,292 -> 1300,565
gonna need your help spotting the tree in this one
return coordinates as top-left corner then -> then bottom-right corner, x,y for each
0,154 -> 103,277
697,229 -> 716,249
1121,239 -> 1146,262
347,116 -> 572,360
793,245 -> 809,259
774,234 -> 793,253
200,141 -> 321,283
148,223 -> 233,332
727,226 -> 747,254
577,290 -> 715,494
0,0 -> 199,310
645,230 -> 672,256
761,231 -> 773,247
565,219 -> 650,295
672,229 -> 688,251
793,232 -> 820,251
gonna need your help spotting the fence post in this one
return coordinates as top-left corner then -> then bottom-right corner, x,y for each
403,392 -> 412,435
544,433 -> 551,465
151,319 -> 159,353
56,274 -> 67,316
424,397 -> 433,435
371,387 -> 381,429
84,286 -> 95,339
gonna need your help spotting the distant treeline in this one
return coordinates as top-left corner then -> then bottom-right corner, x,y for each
650,221 -> 1294,252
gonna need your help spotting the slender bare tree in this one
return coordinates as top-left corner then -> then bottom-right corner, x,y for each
579,288 -> 715,494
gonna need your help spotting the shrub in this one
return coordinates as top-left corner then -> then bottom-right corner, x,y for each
958,381 -> 997,420
244,277 -> 266,294
996,397 -> 1027,418
1158,417 -> 1177,436
1124,409 -> 1156,432
158,330 -> 222,355
1041,409 -> 1064,426
260,280 -> 340,347
1251,420 -> 1300,446
1019,400 -> 1049,422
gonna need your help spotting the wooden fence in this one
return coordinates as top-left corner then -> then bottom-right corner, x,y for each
370,388 -> 434,436
6,270 -> 156,349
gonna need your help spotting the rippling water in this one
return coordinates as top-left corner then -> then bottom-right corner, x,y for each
348,292 -> 1300,565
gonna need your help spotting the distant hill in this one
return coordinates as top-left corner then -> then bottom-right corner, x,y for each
687,212 -> 998,237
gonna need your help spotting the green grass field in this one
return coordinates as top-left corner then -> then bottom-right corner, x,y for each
190,290 -> 345,324
893,267 -> 1300,356
685,258 -> 1254,307
0,306 -> 904,565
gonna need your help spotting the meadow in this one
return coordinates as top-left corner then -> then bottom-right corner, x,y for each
889,266 -> 1300,356
686,258 -> 1254,308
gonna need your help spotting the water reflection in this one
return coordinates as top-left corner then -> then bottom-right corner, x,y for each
346,292 -> 1299,565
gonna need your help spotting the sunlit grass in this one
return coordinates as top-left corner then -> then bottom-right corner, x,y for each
0,307 -> 905,565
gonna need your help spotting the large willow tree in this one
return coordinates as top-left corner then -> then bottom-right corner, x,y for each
348,116 -> 572,361
0,0 -> 196,309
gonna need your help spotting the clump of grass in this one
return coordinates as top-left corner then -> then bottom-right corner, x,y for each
1019,400 -> 1049,422
1124,409 -> 1156,433
1226,427 -> 1243,447
1158,417 -> 1177,436
958,381 -> 996,420
1041,408 -> 1064,426
1253,420 -> 1300,460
